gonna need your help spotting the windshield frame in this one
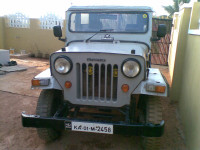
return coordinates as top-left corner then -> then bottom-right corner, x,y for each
68,11 -> 149,34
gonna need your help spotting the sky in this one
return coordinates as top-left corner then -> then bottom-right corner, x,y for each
0,0 -> 174,18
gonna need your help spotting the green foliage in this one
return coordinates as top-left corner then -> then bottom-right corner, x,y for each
181,0 -> 190,2
163,0 -> 191,17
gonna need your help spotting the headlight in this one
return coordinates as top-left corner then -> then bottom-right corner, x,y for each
122,59 -> 141,78
54,56 -> 72,74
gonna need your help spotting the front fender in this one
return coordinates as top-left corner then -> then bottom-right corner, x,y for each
32,68 -> 62,90
132,68 -> 169,97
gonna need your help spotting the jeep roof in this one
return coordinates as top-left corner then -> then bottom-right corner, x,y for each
68,6 -> 153,12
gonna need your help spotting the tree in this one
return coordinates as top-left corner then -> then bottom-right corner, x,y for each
163,0 -> 191,17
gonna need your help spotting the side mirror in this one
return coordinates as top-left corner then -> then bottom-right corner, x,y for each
157,24 -> 167,38
53,26 -> 62,37
53,26 -> 66,42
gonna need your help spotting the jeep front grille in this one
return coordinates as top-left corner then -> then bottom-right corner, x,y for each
76,63 -> 118,101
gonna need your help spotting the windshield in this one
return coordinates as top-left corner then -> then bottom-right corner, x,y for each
69,12 -> 149,33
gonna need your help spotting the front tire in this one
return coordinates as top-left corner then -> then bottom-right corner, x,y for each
142,96 -> 163,150
36,89 -> 63,142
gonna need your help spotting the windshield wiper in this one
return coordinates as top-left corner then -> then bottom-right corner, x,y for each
85,29 -> 114,43
100,29 -> 114,32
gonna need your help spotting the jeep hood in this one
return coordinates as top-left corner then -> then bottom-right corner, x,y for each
60,42 -> 148,58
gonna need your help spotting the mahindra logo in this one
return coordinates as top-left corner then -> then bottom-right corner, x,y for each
87,58 -> 106,62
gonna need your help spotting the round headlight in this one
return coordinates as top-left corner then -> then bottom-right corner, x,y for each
54,56 -> 72,74
122,59 -> 140,78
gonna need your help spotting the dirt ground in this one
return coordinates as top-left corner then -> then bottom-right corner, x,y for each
0,58 -> 187,150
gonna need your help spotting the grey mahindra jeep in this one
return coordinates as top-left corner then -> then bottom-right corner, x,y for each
22,6 -> 169,150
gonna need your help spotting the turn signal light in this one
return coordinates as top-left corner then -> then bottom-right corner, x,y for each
31,79 -> 49,86
121,84 -> 129,93
146,83 -> 166,93
155,86 -> 166,93
32,79 -> 40,86
65,81 -> 72,88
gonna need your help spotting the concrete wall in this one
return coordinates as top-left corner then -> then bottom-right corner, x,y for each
168,7 -> 192,102
179,34 -> 200,149
0,17 -> 5,49
0,18 -> 66,57
169,2 -> 200,149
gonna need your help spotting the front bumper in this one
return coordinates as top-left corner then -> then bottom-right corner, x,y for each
21,112 -> 164,137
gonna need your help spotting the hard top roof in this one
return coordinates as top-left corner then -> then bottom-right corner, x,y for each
68,6 -> 153,12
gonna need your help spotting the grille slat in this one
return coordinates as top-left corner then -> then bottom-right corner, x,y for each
77,63 -> 118,102
82,64 -> 87,99
98,64 -> 101,100
100,64 -> 105,99
80,64 -> 82,99
106,64 -> 111,100
94,64 -> 99,99
76,63 -> 81,99
86,64 -> 88,99
92,64 -> 95,99
113,65 -> 118,101
104,64 -> 107,100
110,65 -> 113,100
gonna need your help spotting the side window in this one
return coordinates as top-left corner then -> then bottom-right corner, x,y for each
70,13 -> 93,31
80,13 -> 90,31
70,13 -> 76,31
81,13 -> 89,24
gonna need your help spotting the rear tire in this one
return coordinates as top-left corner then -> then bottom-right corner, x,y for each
142,96 -> 162,150
36,89 -> 63,142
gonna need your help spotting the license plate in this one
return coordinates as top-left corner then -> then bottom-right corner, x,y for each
70,121 -> 113,134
